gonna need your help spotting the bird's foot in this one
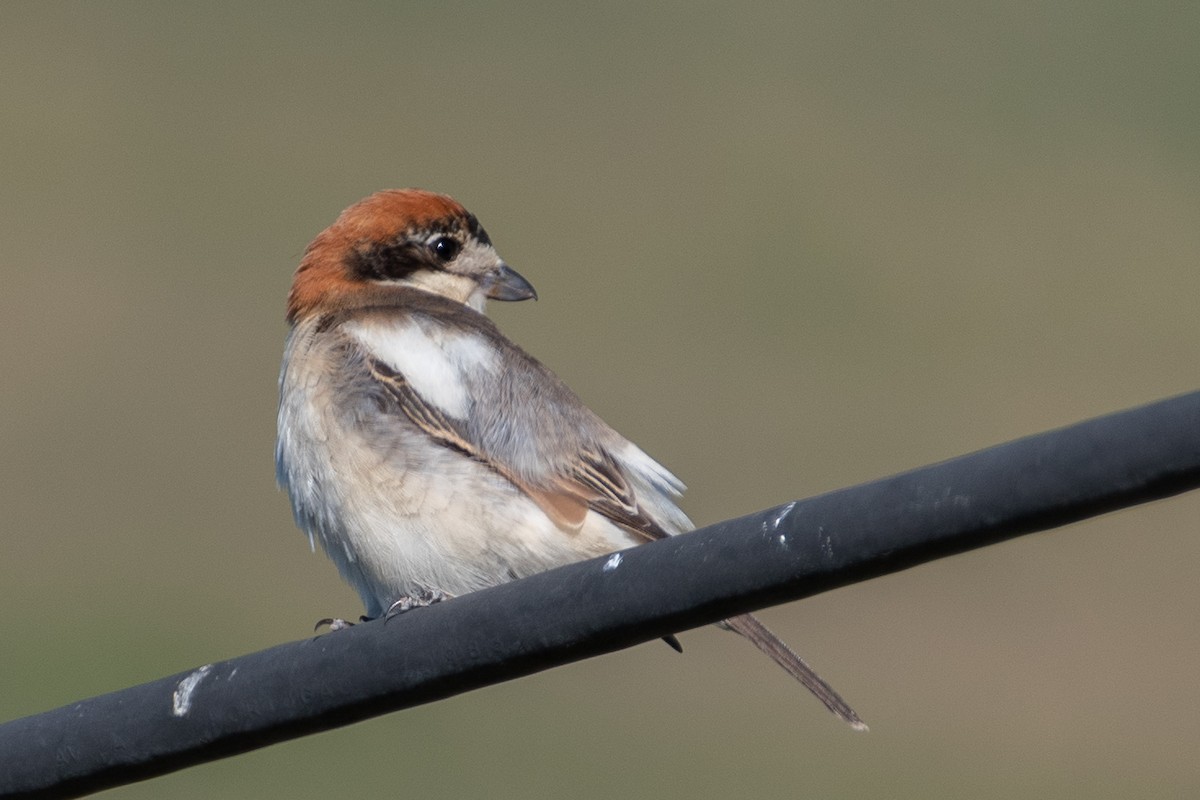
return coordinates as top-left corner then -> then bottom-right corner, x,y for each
385,588 -> 452,621
314,614 -> 373,633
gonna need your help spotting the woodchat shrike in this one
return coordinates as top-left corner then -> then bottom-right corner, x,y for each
276,189 -> 865,729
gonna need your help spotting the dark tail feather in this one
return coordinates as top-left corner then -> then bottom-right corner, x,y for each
724,613 -> 868,731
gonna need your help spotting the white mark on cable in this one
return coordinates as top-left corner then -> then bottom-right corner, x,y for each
771,501 -> 797,531
172,664 -> 213,717
603,552 -> 622,572
821,528 -> 834,558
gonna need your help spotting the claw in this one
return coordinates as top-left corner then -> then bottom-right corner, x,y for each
314,617 -> 357,632
384,588 -> 452,621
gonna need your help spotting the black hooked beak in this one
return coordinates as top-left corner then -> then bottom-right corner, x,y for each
485,263 -> 538,302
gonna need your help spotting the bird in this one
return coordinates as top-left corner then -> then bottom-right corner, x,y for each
275,189 -> 865,730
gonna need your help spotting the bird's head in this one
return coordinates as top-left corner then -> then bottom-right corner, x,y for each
286,189 -> 537,323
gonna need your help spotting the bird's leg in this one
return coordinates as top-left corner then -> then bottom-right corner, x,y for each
385,588 -> 452,620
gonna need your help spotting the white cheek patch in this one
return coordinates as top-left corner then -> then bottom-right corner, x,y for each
348,320 -> 499,419
403,271 -> 477,306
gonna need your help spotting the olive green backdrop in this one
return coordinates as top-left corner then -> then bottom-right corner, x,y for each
2,3 -> 1198,798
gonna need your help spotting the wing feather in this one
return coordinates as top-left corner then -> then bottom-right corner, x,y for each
352,301 -> 689,543
366,353 -> 679,541
368,358 -> 478,459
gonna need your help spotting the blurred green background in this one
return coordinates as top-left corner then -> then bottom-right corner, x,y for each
3,2 -> 1199,797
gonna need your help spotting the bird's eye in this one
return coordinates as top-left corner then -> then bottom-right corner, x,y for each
430,237 -> 461,262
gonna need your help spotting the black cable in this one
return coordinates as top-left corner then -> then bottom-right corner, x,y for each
2,391 -> 1198,799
